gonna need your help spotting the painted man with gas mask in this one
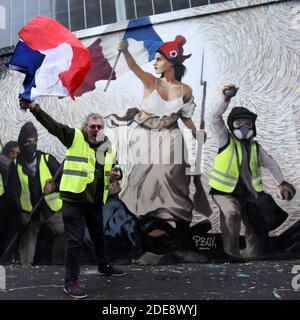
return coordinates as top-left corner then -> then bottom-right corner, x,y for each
6,122 -> 64,265
209,84 -> 295,259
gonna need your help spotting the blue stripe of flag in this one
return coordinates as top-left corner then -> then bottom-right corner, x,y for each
7,41 -> 45,101
123,17 -> 163,62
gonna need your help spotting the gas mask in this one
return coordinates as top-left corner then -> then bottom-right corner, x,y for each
232,118 -> 254,141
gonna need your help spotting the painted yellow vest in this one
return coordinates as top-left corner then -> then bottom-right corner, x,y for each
209,136 -> 264,193
16,154 -> 62,212
0,174 -> 4,196
59,129 -> 116,204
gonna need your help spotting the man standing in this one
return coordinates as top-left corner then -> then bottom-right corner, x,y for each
7,122 -> 64,265
19,99 -> 126,299
209,84 -> 295,259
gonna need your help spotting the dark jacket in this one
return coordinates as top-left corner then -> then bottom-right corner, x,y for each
31,105 -> 121,206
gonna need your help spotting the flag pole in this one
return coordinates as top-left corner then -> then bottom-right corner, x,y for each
104,51 -> 121,92
193,50 -> 206,175
192,49 -> 212,217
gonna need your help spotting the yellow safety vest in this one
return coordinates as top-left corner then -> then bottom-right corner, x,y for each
60,129 -> 117,204
0,173 -> 4,196
209,136 -> 263,193
60,129 -> 96,193
16,154 -> 62,212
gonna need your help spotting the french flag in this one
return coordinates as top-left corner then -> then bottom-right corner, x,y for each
7,16 -> 91,101
74,16 -> 163,97
122,16 -> 163,62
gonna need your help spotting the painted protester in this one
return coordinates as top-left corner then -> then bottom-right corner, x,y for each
106,35 -> 212,253
209,84 -> 296,259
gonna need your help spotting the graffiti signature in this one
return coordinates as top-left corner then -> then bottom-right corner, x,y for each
192,235 -> 217,250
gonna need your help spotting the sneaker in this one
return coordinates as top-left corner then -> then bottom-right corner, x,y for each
64,280 -> 88,299
97,264 -> 126,277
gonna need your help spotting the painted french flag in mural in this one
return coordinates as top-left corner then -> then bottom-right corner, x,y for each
122,16 -> 163,62
74,16 -> 163,97
7,16 -> 91,101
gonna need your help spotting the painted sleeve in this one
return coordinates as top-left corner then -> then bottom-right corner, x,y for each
258,145 -> 284,186
178,96 -> 196,121
209,100 -> 230,148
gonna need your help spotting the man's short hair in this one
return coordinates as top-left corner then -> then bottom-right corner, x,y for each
82,113 -> 103,130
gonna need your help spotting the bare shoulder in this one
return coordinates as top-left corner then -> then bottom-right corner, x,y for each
144,75 -> 158,94
143,73 -> 157,89
182,84 -> 193,102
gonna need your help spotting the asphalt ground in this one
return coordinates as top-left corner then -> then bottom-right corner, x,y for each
0,260 -> 300,301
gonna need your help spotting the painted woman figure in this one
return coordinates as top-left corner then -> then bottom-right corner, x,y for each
108,36 -> 211,247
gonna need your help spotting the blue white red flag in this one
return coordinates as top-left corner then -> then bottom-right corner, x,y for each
122,16 -> 163,61
74,16 -> 163,97
7,16 -> 91,101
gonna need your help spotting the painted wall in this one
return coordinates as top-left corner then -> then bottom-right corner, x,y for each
0,0 -> 299,237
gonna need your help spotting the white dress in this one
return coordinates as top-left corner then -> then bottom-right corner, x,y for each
118,80 -> 197,225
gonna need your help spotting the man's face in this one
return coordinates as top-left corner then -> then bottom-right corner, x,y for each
24,138 -> 38,146
85,117 -> 104,145
20,137 -> 38,159
8,146 -> 20,160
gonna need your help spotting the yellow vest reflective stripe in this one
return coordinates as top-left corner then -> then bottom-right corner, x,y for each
16,159 -> 32,212
39,154 -> 62,212
249,142 -> 263,191
209,136 -> 264,193
16,155 -> 62,213
0,173 -> 5,196
60,129 -> 96,193
103,145 -> 117,204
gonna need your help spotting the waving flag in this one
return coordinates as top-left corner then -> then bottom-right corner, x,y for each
74,16 -> 163,97
7,16 -> 91,101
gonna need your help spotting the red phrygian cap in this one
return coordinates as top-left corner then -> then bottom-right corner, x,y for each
158,35 -> 191,63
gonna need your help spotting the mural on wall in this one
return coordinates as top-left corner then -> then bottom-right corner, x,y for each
0,0 -> 300,264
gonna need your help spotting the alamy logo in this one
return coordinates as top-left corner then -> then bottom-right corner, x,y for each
0,266 -> 6,290
291,265 -> 300,291
0,5 -> 6,29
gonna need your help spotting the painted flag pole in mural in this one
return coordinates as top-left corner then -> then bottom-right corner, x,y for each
6,15 -> 91,102
192,51 -> 206,176
192,51 -> 212,216
103,51 -> 121,92
103,17 -> 164,92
